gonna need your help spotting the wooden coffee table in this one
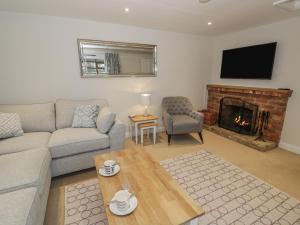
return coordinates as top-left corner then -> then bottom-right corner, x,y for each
94,148 -> 204,225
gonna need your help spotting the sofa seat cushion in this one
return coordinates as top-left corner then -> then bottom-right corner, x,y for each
48,128 -> 109,159
0,187 -> 39,225
0,148 -> 51,195
0,132 -> 51,155
172,115 -> 200,134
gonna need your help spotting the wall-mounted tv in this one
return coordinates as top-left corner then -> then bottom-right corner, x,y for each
220,42 -> 277,79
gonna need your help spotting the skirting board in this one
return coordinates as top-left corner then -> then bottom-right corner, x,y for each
279,142 -> 300,155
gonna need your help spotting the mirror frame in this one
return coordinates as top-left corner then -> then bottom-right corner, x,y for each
77,39 -> 158,78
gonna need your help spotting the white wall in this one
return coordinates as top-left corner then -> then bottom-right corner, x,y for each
0,12 -> 212,129
210,17 -> 300,153
1,12 -> 298,153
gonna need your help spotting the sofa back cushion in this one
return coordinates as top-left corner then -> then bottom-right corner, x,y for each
96,106 -> 116,133
0,103 -> 55,132
55,99 -> 108,129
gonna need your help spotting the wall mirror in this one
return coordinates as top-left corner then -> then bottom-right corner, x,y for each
78,39 -> 157,78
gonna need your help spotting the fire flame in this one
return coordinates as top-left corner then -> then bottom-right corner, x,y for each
234,115 -> 249,127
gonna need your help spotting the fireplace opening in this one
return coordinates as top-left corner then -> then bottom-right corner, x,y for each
218,97 -> 258,136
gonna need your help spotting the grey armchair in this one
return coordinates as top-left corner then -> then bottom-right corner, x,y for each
162,96 -> 204,145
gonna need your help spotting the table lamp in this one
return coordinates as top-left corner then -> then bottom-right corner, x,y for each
140,93 -> 151,116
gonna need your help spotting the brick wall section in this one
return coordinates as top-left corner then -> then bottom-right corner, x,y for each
207,85 -> 293,143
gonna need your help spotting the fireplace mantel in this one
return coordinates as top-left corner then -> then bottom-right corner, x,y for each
206,84 -> 293,147
207,84 -> 293,98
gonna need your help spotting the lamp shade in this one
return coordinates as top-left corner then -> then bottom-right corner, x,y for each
140,93 -> 151,106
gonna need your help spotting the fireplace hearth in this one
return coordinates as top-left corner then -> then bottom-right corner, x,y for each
218,97 -> 258,136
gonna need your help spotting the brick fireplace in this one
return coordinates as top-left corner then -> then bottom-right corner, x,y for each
206,84 -> 293,150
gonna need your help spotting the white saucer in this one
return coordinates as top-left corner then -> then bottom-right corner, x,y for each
99,165 -> 120,177
109,196 -> 138,216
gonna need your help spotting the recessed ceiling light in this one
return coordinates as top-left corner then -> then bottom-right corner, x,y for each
208,21 -> 212,26
124,7 -> 130,12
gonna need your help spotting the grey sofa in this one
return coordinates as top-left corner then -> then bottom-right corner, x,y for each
0,99 -> 126,225
162,96 -> 204,145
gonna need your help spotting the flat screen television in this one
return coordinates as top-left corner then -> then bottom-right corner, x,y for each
220,42 -> 277,79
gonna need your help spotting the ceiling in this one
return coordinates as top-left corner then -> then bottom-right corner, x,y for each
0,0 -> 300,35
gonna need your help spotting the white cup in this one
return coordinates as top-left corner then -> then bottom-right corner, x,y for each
104,160 -> 116,174
113,190 -> 131,211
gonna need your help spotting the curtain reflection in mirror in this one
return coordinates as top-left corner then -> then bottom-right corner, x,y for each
105,53 -> 120,75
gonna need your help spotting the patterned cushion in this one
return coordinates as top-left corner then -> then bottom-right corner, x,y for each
96,106 -> 116,133
0,113 -> 24,139
71,105 -> 99,128
162,96 -> 193,115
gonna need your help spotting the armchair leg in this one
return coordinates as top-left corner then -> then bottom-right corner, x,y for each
168,134 -> 172,145
198,132 -> 204,144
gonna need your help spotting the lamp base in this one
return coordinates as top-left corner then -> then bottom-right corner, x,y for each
144,106 -> 149,117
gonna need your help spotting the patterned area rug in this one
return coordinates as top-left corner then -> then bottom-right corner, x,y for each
64,179 -> 108,225
160,150 -> 300,225
64,150 -> 300,225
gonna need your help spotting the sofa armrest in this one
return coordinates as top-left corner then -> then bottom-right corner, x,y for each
162,110 -> 173,134
189,111 -> 204,131
108,117 -> 126,150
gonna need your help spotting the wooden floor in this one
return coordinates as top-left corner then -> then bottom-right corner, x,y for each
44,130 -> 300,225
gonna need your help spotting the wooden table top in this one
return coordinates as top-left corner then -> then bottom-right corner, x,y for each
139,122 -> 158,128
129,114 -> 159,122
94,148 -> 204,225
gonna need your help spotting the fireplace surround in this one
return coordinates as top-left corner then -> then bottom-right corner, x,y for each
206,85 -> 293,150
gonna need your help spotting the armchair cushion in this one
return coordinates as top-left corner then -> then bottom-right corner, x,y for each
172,115 -> 200,134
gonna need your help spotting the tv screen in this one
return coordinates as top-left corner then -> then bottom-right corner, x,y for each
220,42 -> 277,79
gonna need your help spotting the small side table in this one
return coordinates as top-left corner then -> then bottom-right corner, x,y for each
139,122 -> 158,145
128,114 -> 159,145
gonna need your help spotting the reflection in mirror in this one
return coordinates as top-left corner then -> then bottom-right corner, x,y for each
78,39 -> 157,77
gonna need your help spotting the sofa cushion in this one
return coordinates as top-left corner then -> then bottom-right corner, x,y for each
48,128 -> 109,158
172,115 -> 200,134
55,99 -> 108,129
0,187 -> 39,225
96,106 -> 116,133
0,112 -> 24,139
0,132 -> 51,155
0,103 -> 56,132
72,105 -> 99,128
0,148 -> 51,195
